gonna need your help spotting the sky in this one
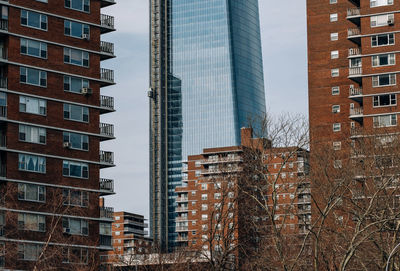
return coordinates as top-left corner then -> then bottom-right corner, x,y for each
100,0 -> 309,219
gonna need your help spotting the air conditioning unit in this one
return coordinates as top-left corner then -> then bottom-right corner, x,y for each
82,34 -> 90,40
63,228 -> 71,234
81,87 -> 93,95
63,142 -> 71,148
388,19 -> 394,25
147,90 -> 154,98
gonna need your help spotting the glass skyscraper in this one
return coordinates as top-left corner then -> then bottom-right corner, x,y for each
149,0 -> 266,251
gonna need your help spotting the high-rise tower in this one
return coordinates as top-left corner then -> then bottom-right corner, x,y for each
149,0 -> 266,250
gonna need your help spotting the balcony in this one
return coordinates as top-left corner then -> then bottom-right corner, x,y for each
348,0 -> 360,6
176,236 -> 188,242
347,8 -> 361,25
100,0 -> 116,7
349,67 -> 362,83
100,41 -> 115,60
201,156 -> 242,165
350,108 -> 364,123
298,208 -> 311,215
100,151 -> 115,167
176,226 -> 188,232
176,206 -> 188,212
348,48 -> 361,57
176,196 -> 188,203
100,206 -> 114,220
100,95 -> 115,113
100,123 -> 114,139
349,86 -> 363,103
298,198 -> 311,204
100,178 -> 114,195
176,216 -> 188,222
347,28 -> 361,44
100,68 -> 115,85
100,14 -> 115,33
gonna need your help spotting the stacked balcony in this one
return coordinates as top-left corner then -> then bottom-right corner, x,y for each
100,178 -> 115,195
350,107 -> 364,123
100,95 -> 115,114
100,150 -> 115,168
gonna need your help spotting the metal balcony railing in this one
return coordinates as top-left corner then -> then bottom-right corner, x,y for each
176,207 -> 188,212
100,206 -> 114,219
100,41 -> 115,55
347,8 -> 360,17
100,151 -> 114,165
176,226 -> 188,232
350,107 -> 363,116
349,48 -> 361,57
176,196 -> 188,203
101,14 -> 115,29
100,68 -> 114,83
349,67 -> 362,76
100,123 -> 114,137
100,178 -> 114,193
348,28 -> 361,37
0,19 -> 7,31
176,236 -> 188,242
176,216 -> 188,222
349,87 -> 362,96
100,95 -> 114,110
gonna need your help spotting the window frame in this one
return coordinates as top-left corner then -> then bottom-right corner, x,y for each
372,74 -> 396,87
373,114 -> 398,127
371,33 -> 395,47
65,0 -> 90,13
64,20 -> 90,39
20,10 -> 47,31
19,96 -> 47,116
373,94 -> 397,107
63,47 -> 89,68
62,160 -> 89,179
63,131 -> 89,151
372,53 -> 395,67
20,38 -> 47,59
20,67 -> 47,87
19,124 -> 46,145
18,154 -> 46,174
18,183 -> 46,202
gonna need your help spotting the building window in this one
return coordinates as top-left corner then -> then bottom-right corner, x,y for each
331,86 -> 340,95
371,14 -> 394,27
331,50 -> 339,59
100,222 -> 112,236
19,96 -> 46,115
371,0 -> 393,7
62,218 -> 88,235
18,213 -> 45,232
201,204 -> 208,211
18,244 -> 43,261
64,76 -> 89,94
201,194 -> 208,200
20,67 -> 47,87
19,125 -> 46,144
21,10 -> 47,30
214,193 -> 221,200
349,58 -> 362,68
372,53 -> 395,67
64,20 -> 89,39
201,214 -> 208,221
63,132 -> 89,151
372,74 -> 396,87
228,192 -> 234,198
330,0 -> 337,3
65,0 -> 90,13
63,104 -> 89,122
333,141 -> 341,150
373,114 -> 397,127
333,123 -> 341,132
331,69 -> 339,77
373,94 -> 396,107
18,154 -> 46,173
36,0 -> 48,2
334,160 -> 342,169
332,105 -> 340,113
20,38 -> 47,59
371,33 -> 395,47
330,13 -> 338,22
201,183 -> 207,190
63,160 -> 89,178
330,33 -> 338,41
63,189 -> 89,207
62,248 -> 88,264
64,48 -> 89,67
18,183 -> 45,202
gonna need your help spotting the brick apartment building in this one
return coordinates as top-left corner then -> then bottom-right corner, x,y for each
174,128 -> 311,268
0,0 -> 116,269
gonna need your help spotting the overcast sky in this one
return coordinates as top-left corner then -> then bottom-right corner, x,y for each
100,0 -> 308,219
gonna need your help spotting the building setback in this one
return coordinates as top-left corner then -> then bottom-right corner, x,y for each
149,0 -> 267,251
0,0 -> 116,269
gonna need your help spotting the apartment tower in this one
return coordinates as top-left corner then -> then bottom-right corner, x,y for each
149,0 -> 266,250
0,0 -> 116,269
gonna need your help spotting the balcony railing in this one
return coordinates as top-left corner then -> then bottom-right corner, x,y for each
176,207 -> 188,212
100,151 -> 114,165
348,48 -> 361,57
176,236 -> 188,242
349,86 -> 362,96
176,216 -> 188,222
101,68 -> 114,83
100,206 -> 114,219
100,95 -> 114,110
350,107 -> 363,116
176,226 -> 188,232
101,14 -> 115,29
100,41 -> 115,55
348,28 -> 361,37
0,19 -> 7,31
349,67 -> 362,76
176,196 -> 188,203
100,123 -> 114,137
347,8 -> 360,17
100,178 -> 114,193
100,235 -> 112,247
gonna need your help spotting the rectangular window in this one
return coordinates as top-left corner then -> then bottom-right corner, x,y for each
62,248 -> 88,264
63,104 -> 89,122
62,218 -> 88,235
18,183 -> 45,202
18,244 -> 43,261
372,54 -> 395,67
63,132 -> 88,151
330,13 -> 338,22
18,154 -> 46,173
371,0 -> 393,7
19,96 -> 46,115
19,125 -> 46,144
65,0 -> 90,12
349,58 -> 362,68
63,160 -> 88,178
21,10 -> 47,30
18,213 -> 45,232
62,189 -> 89,207
64,48 -> 89,67
331,33 -> 338,41
64,20 -> 89,39
20,67 -> 47,87
373,94 -> 396,107
20,38 -> 47,59
332,105 -> 340,113
373,114 -> 397,127
332,86 -> 340,95
201,194 -> 208,200
372,74 -> 396,87
330,0 -> 337,3
333,141 -> 341,150
331,69 -> 339,77
371,14 -> 394,27
331,50 -> 339,59
64,76 -> 89,94
333,123 -> 341,132
371,33 -> 395,47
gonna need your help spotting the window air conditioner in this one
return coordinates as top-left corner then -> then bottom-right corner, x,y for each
63,142 -> 71,148
82,34 -> 90,40
388,19 -> 394,25
81,87 -> 93,95
63,228 -> 71,234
